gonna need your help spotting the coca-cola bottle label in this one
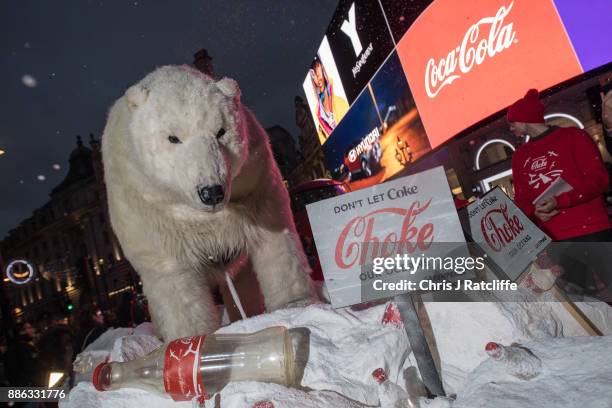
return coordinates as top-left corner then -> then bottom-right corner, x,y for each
163,335 -> 207,401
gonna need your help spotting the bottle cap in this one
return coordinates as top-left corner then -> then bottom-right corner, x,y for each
92,361 -> 110,391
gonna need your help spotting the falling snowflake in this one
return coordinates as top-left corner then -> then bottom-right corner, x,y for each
37,175 -> 46,181
19,180 -> 24,184
51,72 -> 56,77
24,42 -> 31,48
22,74 -> 38,88
52,164 -> 61,170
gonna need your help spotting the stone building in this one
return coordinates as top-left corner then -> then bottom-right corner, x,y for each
0,135 -> 138,322
266,125 -> 301,183
287,96 -> 329,186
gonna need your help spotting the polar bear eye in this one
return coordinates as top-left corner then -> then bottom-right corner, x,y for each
168,135 -> 182,144
216,128 -> 226,139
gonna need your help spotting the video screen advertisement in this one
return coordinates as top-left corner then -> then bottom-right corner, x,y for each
304,0 -> 612,190
302,0 -> 395,146
396,0 -> 612,148
323,52 -> 431,190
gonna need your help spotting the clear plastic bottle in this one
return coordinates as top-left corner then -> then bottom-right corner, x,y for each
485,342 -> 542,380
93,326 -> 296,401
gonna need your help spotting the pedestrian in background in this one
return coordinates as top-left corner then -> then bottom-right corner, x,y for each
508,89 -> 612,298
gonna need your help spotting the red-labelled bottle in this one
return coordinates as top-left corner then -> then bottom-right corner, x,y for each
93,326 -> 296,401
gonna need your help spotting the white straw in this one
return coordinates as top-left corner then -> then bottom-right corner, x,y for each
225,271 -> 247,320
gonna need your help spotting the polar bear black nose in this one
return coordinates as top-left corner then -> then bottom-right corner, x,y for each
198,185 -> 225,205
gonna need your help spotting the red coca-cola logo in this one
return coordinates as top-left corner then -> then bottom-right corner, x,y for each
396,0 -> 582,148
425,2 -> 517,99
163,335 -> 207,401
335,199 -> 434,269
480,203 -> 524,252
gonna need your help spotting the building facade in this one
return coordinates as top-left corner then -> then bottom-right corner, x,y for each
266,125 -> 301,182
287,96 -> 330,187
0,135 -> 138,323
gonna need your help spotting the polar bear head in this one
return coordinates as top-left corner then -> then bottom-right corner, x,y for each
119,65 -> 248,213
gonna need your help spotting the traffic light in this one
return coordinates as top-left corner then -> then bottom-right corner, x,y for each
67,303 -> 74,312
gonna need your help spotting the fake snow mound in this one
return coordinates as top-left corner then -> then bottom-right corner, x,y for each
62,302 -> 612,408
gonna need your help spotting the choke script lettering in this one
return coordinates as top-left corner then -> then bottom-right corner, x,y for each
480,203 -> 524,252
335,200 -> 434,269
425,1 -> 516,98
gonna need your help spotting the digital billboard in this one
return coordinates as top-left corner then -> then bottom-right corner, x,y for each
396,0 -> 583,148
303,36 -> 350,145
324,0 -> 395,103
323,52 -> 431,190
304,0 -> 612,185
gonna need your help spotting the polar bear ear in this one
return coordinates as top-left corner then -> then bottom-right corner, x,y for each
216,77 -> 241,102
125,84 -> 150,110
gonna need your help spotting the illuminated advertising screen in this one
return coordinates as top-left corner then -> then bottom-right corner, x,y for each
553,0 -> 612,72
324,0 -> 395,103
303,36 -> 351,145
396,0 -> 584,148
305,0 -> 612,183
324,52 -> 431,190
378,0 -> 432,43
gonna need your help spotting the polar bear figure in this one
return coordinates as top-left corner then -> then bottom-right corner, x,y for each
102,65 -> 313,340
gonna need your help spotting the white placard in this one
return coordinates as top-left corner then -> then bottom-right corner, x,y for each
306,166 -> 466,308
468,187 -> 551,281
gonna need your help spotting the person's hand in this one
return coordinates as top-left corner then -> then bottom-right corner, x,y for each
534,208 -> 558,222
535,196 -> 557,212
534,196 -> 558,222
601,89 -> 612,130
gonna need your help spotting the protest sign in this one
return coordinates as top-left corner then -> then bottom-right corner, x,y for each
467,187 -> 551,281
307,166 -> 465,308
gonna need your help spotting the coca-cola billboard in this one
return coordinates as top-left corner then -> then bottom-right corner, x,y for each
307,166 -> 465,308
396,0 -> 583,148
467,187 -> 550,281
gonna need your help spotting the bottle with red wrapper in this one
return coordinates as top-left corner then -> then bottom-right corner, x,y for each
372,368 -> 416,408
485,341 -> 542,380
92,326 -> 296,402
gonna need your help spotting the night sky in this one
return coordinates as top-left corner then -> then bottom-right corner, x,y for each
0,0 -> 337,238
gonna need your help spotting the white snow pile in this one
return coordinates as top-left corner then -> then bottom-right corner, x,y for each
450,336 -> 612,408
61,301 -> 612,408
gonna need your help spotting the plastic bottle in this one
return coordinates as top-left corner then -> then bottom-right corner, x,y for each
92,326 -> 296,401
372,368 -> 416,408
485,342 -> 542,380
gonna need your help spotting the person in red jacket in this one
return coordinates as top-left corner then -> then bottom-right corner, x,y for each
508,89 -> 611,298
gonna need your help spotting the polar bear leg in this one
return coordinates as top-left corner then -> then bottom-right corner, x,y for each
249,228 -> 314,312
141,265 -> 219,340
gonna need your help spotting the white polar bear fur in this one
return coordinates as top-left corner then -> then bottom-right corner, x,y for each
102,65 -> 313,340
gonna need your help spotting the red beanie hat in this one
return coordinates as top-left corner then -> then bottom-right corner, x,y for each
507,89 -> 545,123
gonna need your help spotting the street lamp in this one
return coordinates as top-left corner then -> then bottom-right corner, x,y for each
0,148 -> 5,156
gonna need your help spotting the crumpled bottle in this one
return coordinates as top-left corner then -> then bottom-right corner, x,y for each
92,326 -> 296,402
485,342 -> 542,380
372,368 -> 416,408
